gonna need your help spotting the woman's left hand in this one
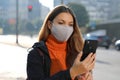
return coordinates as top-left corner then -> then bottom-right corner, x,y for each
77,71 -> 93,80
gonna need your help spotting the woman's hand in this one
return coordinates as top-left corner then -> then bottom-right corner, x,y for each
77,71 -> 93,80
70,52 -> 96,79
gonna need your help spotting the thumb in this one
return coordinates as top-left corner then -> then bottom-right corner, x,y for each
76,52 -> 83,62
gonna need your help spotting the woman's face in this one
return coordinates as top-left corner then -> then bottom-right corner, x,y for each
52,12 -> 74,27
48,12 -> 74,42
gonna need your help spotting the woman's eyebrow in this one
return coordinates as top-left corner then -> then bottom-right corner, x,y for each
57,19 -> 73,23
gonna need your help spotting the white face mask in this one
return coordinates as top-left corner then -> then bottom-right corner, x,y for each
51,24 -> 73,42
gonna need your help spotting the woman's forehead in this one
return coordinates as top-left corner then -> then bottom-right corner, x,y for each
53,12 -> 73,22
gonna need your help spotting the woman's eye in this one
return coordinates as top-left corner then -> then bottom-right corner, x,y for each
69,24 -> 73,27
58,22 -> 64,24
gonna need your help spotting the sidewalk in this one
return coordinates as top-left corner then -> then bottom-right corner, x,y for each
0,35 -> 38,80
0,35 -> 37,48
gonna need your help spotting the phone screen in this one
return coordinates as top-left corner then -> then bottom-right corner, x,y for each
80,40 -> 98,61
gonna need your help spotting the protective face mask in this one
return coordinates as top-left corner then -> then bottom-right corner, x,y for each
51,24 -> 73,42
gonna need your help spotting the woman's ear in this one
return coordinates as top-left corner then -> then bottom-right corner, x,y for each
47,20 -> 52,29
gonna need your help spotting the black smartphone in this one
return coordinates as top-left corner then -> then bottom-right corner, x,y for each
80,39 -> 98,61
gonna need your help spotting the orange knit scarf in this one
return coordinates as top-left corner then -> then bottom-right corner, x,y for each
46,34 -> 67,76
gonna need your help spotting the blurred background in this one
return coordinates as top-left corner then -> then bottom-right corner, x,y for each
0,0 -> 120,47
0,0 -> 120,80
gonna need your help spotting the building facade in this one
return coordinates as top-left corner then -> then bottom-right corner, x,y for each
54,0 -> 120,22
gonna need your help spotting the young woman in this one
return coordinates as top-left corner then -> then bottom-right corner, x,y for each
27,5 -> 95,80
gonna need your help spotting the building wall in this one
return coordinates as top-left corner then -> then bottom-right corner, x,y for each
40,5 -> 50,20
54,0 -> 120,22
0,0 -> 28,20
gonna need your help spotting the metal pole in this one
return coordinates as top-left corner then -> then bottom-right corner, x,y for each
16,0 -> 19,44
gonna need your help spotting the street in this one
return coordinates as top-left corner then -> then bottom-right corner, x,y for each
0,42 -> 120,80
93,47 -> 120,80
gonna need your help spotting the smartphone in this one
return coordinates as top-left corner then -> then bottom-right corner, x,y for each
80,39 -> 98,61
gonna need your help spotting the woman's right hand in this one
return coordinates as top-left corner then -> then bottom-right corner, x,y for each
70,52 -> 96,79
